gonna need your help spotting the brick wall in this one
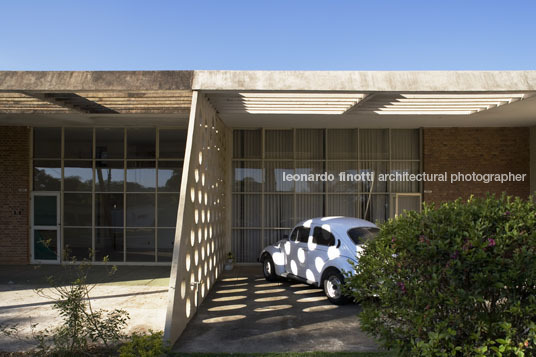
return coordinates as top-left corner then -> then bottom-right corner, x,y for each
423,128 -> 530,204
0,126 -> 30,264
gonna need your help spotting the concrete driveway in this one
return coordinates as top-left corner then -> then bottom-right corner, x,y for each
0,265 -> 170,353
173,265 -> 381,354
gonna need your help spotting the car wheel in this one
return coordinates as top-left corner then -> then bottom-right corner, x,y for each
323,269 -> 349,305
262,254 -> 277,281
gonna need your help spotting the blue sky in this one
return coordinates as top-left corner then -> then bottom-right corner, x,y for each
0,1 -> 535,70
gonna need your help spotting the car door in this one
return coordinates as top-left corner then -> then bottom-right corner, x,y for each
304,226 -> 338,283
284,226 -> 310,277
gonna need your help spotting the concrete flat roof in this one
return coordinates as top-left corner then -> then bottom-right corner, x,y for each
0,71 -> 535,128
193,70 -> 536,92
0,70 -> 535,92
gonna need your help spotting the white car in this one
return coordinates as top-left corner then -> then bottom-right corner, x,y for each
259,216 -> 379,304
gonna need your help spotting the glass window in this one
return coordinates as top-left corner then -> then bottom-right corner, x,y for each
95,193 -> 124,227
327,129 -> 357,160
348,227 -> 379,245
360,129 -> 389,160
232,161 -> 263,192
296,129 -> 324,159
391,161 -> 420,193
159,129 -> 187,158
297,227 -> 311,243
232,194 -> 261,227
157,193 -> 179,227
295,194 -> 324,223
158,161 -> 182,192
127,128 -> 155,159
391,129 -> 419,160
64,128 -> 93,159
233,130 -> 261,159
231,229 -> 262,263
295,161 -> 324,193
63,228 -> 92,260
33,195 -> 57,226
265,161 -> 293,192
265,194 -> 293,228
33,128 -> 61,158
289,227 -> 298,241
327,194 -> 357,217
64,161 -> 92,191
265,130 -> 293,159
126,193 -> 155,227
127,161 -> 156,192
361,194 -> 389,223
230,128 -> 421,262
326,161 -> 358,193
33,160 -> 61,191
157,228 -> 175,262
96,128 -> 124,159
95,228 -> 123,262
265,229 -> 290,246
126,228 -> 155,262
64,193 -> 92,226
360,161 -> 388,193
95,161 -> 124,192
312,227 -> 336,246
34,230 -> 58,260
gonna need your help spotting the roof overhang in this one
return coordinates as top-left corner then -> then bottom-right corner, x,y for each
0,70 -> 535,128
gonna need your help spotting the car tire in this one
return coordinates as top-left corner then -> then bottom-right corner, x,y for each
322,269 -> 349,305
261,254 -> 277,281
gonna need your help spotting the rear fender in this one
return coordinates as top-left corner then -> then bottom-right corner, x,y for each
259,243 -> 286,276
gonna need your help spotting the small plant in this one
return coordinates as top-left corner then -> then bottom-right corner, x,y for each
346,194 -> 536,356
118,330 -> 170,357
1,250 -> 130,355
224,251 -> 235,271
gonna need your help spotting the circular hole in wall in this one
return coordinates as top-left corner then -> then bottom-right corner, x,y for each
185,298 -> 191,318
185,253 -> 191,271
180,280 -> 186,299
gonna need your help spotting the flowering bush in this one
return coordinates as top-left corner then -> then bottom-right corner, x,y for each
346,194 -> 536,356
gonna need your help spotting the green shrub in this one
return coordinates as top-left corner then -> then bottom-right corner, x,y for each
119,330 -> 170,357
1,252 -> 129,356
346,194 -> 536,356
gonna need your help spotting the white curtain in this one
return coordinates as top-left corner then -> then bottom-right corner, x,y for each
391,129 -> 419,160
359,129 -> 389,160
296,129 -> 324,159
327,129 -> 358,159
233,129 -> 261,159
265,130 -> 293,159
327,195 -> 356,217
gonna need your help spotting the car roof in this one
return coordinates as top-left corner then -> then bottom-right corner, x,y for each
295,216 -> 377,230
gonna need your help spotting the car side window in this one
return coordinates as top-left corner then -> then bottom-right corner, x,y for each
289,227 -> 298,242
297,227 -> 310,243
312,227 -> 336,246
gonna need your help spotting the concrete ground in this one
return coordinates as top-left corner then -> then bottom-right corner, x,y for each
0,265 -> 170,352
174,265 -> 381,354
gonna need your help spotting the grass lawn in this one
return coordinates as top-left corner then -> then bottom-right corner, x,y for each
172,352 -> 395,357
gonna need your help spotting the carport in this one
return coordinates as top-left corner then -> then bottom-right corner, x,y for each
173,265 -> 380,354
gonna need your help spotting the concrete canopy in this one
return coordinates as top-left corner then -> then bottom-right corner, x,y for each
194,71 -> 536,128
0,71 -> 194,126
0,70 -> 535,127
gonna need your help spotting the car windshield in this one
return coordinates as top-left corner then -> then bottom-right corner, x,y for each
347,227 -> 379,245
